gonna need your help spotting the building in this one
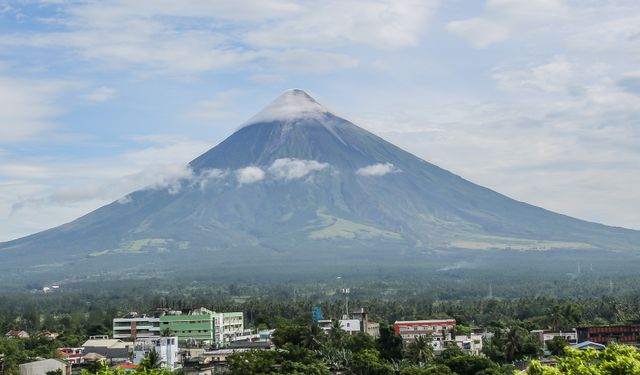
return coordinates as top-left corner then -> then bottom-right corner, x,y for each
113,312 -> 161,340
571,341 -> 606,351
394,319 -> 456,346
58,347 -> 84,365
452,334 -> 483,355
5,330 -> 29,339
531,329 -> 578,349
577,325 -> 640,347
82,336 -> 132,361
134,336 -> 179,369
351,308 -> 380,338
339,317 -> 361,335
153,336 -> 179,369
19,359 -> 71,375
159,308 -> 243,346
215,311 -> 244,344
160,309 -> 216,344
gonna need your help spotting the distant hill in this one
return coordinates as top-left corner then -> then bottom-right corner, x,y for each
1,89 -> 638,283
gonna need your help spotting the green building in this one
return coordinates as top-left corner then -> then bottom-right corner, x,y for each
159,308 -> 216,343
159,308 -> 244,345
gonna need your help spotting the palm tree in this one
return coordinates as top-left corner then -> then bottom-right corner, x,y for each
504,327 -> 523,363
140,350 -> 162,370
406,335 -> 434,366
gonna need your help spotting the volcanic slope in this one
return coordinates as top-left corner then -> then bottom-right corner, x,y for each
1,89 -> 638,278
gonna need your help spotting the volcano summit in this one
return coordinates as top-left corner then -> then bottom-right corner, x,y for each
1,89 -> 638,282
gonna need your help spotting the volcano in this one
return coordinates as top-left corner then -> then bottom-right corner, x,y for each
1,89 -> 638,281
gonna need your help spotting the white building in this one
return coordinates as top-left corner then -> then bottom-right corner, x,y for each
113,312 -> 161,340
134,336 -> 179,370
531,329 -> 578,349
211,311 -> 244,345
154,336 -> 179,369
339,318 -> 361,335
452,334 -> 483,355
19,359 -> 70,375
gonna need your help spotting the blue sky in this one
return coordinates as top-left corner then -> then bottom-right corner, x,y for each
1,0 -> 639,241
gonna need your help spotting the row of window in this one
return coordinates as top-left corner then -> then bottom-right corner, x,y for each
399,325 -> 451,331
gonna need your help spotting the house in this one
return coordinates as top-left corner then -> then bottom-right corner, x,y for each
5,330 -> 29,339
58,347 -> 84,365
453,334 -> 483,355
531,329 -> 578,349
19,358 -> 71,375
571,341 -> 606,351
82,336 -> 132,361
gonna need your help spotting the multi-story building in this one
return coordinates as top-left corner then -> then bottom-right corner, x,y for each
159,308 -> 244,346
160,309 -> 216,344
394,319 -> 456,350
113,312 -> 160,340
215,311 -> 244,344
577,325 -> 640,347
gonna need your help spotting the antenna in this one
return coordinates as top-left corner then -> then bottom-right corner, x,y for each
341,288 -> 350,318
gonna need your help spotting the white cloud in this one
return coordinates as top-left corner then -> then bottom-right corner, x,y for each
446,0 -> 567,48
268,158 -> 329,180
0,75 -> 69,143
0,0 -> 435,76
446,18 -> 509,48
13,163 -> 193,208
84,86 -> 116,102
492,56 -> 575,92
236,166 -> 265,185
194,168 -> 228,190
244,0 -> 438,49
0,136 -> 211,240
356,163 -> 398,176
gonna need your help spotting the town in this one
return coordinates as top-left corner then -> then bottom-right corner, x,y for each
2,301 -> 639,374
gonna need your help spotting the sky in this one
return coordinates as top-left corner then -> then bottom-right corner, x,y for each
0,0 -> 639,242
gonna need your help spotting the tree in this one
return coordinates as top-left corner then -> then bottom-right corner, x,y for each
545,336 -> 568,357
527,343 -> 640,375
445,355 -> 503,375
405,335 -> 434,366
376,325 -> 403,362
400,364 -> 455,375
227,350 -> 280,374
350,348 -> 395,375
140,350 -> 162,370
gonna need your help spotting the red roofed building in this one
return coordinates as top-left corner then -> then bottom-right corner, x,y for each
58,348 -> 84,365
